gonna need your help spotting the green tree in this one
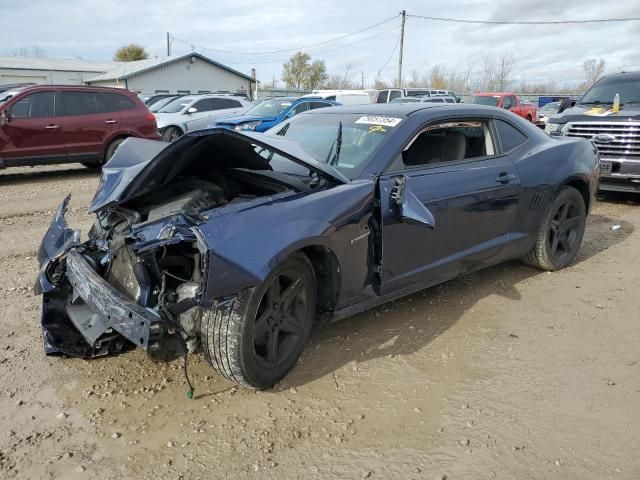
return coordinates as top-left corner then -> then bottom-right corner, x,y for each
304,60 -> 328,90
282,51 -> 311,90
114,44 -> 149,62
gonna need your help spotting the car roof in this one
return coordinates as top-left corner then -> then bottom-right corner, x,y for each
303,103 -> 486,115
15,84 -> 136,94
473,92 -> 513,96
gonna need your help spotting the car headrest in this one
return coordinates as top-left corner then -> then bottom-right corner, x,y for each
403,134 -> 444,166
442,131 -> 467,161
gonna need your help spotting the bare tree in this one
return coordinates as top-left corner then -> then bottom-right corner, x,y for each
8,44 -> 47,57
496,51 -> 515,91
429,65 -> 446,89
583,58 -> 606,87
325,63 -> 357,89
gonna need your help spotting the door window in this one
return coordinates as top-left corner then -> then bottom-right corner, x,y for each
61,92 -> 101,116
388,90 -> 402,102
290,102 -> 311,115
494,119 -> 528,152
210,98 -> 242,109
10,92 -> 55,118
376,91 -> 388,103
392,119 -> 496,170
310,101 -> 332,110
191,99 -> 211,112
101,93 -> 136,112
502,96 -> 512,109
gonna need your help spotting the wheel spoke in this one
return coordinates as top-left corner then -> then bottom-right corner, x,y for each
559,234 -> 572,253
550,231 -> 560,254
280,313 -> 304,336
281,277 -> 304,309
564,216 -> 581,231
550,219 -> 560,233
254,309 -> 271,338
267,278 -> 281,305
266,329 -> 279,364
559,202 -> 570,222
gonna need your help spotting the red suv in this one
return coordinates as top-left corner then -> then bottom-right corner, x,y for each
0,85 -> 161,168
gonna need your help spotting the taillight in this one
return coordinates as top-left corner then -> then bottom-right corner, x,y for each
146,113 -> 156,122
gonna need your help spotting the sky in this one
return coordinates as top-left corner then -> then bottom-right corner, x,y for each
1,0 -> 638,89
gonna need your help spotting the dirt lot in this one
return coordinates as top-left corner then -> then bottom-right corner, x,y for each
0,165 -> 639,480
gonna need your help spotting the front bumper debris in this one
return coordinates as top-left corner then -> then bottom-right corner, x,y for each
65,250 -> 163,350
36,196 -> 164,357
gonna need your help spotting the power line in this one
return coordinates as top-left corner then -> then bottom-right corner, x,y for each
377,30 -> 401,79
170,14 -> 399,56
177,25 -> 400,65
407,13 -> 640,25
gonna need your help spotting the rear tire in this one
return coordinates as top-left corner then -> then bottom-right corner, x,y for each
200,253 -> 316,389
522,186 -> 586,271
104,137 -> 127,164
162,126 -> 183,142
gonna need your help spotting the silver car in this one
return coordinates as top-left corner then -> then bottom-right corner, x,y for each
155,94 -> 251,141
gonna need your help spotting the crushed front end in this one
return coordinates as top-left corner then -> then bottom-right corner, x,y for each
35,195 -> 208,359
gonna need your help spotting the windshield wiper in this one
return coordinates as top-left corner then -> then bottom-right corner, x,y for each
579,101 -> 610,106
326,121 -> 342,166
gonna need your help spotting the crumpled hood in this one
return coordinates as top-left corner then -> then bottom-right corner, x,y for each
550,105 -> 640,124
88,128 -> 349,213
214,115 -> 276,126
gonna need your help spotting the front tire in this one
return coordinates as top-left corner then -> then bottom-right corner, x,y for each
162,126 -> 183,142
201,253 -> 316,389
522,186 -> 587,271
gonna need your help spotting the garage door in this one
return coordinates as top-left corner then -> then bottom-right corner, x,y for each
0,75 -> 47,84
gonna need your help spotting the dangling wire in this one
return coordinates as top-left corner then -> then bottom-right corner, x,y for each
183,353 -> 195,399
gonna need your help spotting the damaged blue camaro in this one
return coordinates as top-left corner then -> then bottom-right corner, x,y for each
36,104 -> 600,388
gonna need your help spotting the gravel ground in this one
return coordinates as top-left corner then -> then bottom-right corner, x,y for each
0,164 -> 639,480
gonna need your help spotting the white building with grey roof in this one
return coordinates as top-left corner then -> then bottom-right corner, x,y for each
0,53 -> 255,99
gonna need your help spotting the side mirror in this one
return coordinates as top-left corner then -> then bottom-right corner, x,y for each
390,176 -> 435,229
0,110 -> 8,127
187,107 -> 198,114
503,104 -> 510,110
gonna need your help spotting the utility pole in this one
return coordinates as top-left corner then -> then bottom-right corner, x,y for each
397,10 -> 406,87
361,70 -> 364,89
166,32 -> 171,57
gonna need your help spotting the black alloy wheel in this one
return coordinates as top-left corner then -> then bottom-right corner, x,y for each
252,269 -> 310,368
548,198 -> 582,262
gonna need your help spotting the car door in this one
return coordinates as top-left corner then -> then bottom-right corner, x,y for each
185,98 -> 213,125
378,117 -> 521,295
185,98 -> 245,131
0,90 -> 68,164
59,90 -> 120,162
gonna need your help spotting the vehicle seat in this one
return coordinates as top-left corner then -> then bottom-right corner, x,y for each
441,131 -> 467,161
403,134 -> 444,166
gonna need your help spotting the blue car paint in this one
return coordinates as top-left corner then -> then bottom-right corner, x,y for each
213,97 -> 340,133
35,103 -> 599,358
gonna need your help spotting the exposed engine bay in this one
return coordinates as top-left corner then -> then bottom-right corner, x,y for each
36,131 -> 332,360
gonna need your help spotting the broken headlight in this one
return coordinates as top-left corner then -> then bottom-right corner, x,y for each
235,120 -> 262,131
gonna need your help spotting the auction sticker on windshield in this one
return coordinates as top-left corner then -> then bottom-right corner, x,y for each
355,116 -> 403,127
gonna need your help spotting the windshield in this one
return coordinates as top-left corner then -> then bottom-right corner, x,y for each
0,88 -> 25,106
579,76 -> 640,106
470,95 -> 500,107
266,113 -> 401,179
149,96 -> 180,113
158,96 -> 194,113
245,99 -> 294,117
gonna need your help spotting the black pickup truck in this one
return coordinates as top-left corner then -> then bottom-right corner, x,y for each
545,71 -> 640,193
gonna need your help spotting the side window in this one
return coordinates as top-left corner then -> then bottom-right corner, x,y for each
509,95 -> 517,107
494,119 -> 528,152
501,96 -> 511,109
291,102 -> 310,115
10,92 -> 55,118
388,90 -> 402,101
61,92 -> 99,116
191,99 -> 211,112
102,93 -> 135,112
310,101 -> 332,110
376,91 -> 388,103
398,120 -> 496,170
210,98 -> 242,109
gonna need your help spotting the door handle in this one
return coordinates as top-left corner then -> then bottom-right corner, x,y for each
104,119 -> 118,124
45,124 -> 59,129
496,172 -> 516,184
